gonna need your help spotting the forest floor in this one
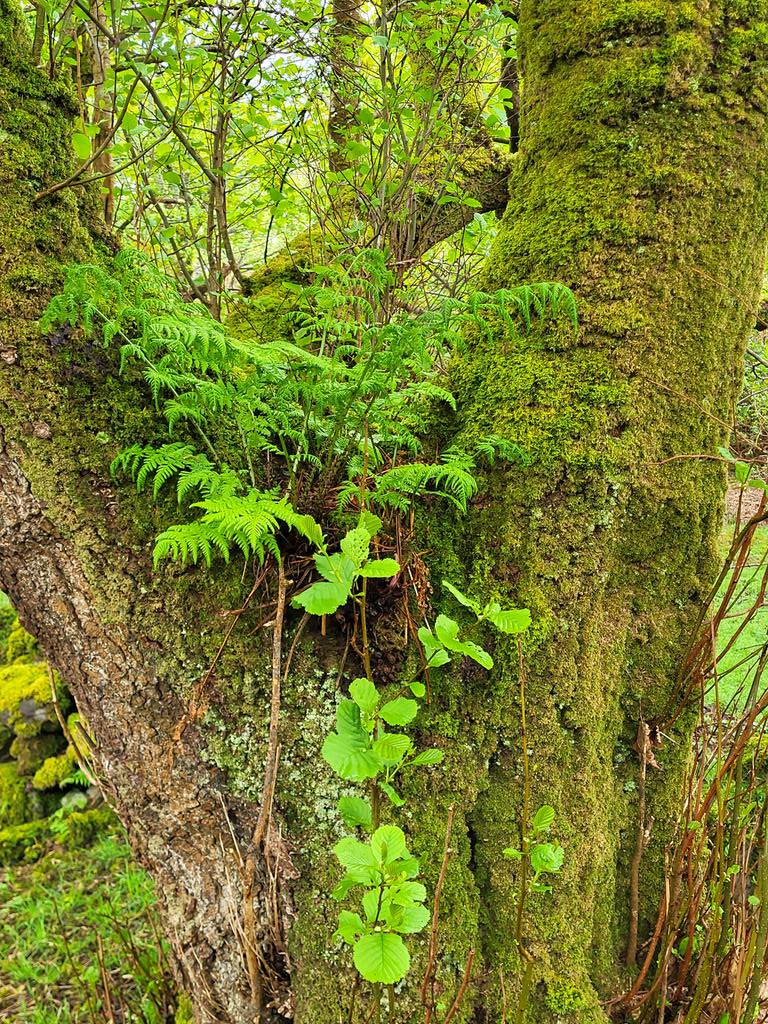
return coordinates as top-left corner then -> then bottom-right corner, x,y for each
0,831 -> 176,1023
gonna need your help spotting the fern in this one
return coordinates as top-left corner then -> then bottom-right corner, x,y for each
47,247 -> 577,571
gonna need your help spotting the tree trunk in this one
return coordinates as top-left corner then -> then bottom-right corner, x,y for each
2,2 -> 768,1024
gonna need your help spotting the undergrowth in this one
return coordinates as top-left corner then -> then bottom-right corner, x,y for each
0,833 -> 176,1023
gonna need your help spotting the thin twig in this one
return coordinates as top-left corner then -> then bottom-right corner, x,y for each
420,803 -> 455,1021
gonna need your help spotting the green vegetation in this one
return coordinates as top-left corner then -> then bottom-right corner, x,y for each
0,833 -> 175,1023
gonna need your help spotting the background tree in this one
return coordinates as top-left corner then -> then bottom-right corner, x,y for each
2,2 -> 768,1023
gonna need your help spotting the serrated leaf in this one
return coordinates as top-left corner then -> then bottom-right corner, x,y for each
322,732 -> 381,781
371,825 -> 408,864
334,910 -> 364,944
293,579 -> 351,615
409,681 -> 426,697
379,780 -> 404,806
442,579 -> 481,614
359,558 -> 400,578
391,880 -> 426,905
410,748 -> 444,766
530,842 -> 564,875
358,510 -> 382,536
322,702 -> 382,781
350,677 -> 379,715
390,903 -> 430,934
338,795 -> 373,831
486,604 -> 532,635
373,732 -> 412,766
532,805 -> 555,832
379,697 -> 418,725
353,932 -> 409,984
341,527 -> 371,566
334,836 -> 377,870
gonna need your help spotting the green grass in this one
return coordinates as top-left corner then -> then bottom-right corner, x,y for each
0,832 -> 177,1023
712,526 -> 768,709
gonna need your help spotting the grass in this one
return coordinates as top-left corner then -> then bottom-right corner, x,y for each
0,831 -> 177,1023
712,524 -> 768,709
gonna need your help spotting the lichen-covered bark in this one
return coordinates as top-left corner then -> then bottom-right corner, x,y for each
1,2 -> 768,1024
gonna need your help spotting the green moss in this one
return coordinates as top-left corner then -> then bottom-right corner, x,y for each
31,745 -> 78,790
0,761 -> 28,828
174,994 -> 194,1024
0,660 -> 66,737
5,618 -> 39,664
0,818 -> 49,866
63,806 -> 120,849
10,732 -> 65,776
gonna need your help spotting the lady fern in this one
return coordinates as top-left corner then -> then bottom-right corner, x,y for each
44,249 -> 574,569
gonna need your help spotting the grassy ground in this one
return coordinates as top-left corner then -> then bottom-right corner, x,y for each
0,830 -> 176,1023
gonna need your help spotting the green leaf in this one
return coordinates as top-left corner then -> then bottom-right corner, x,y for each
379,697 -> 418,726
530,842 -> 564,875
442,579 -> 481,614
353,932 -> 409,984
293,579 -> 351,615
391,880 -> 426,905
735,461 -> 751,484
390,904 -> 430,934
322,701 -> 381,780
334,836 -> 377,870
410,748 -> 444,766
350,677 -> 379,716
409,681 -> 426,697
532,805 -> 555,832
379,780 -> 404,806
338,795 -> 373,831
72,132 -> 91,160
358,510 -> 383,536
315,550 -> 357,585
485,603 -> 531,635
371,825 -> 408,864
373,733 -> 412,766
334,910 -> 364,944
359,558 -> 400,578
341,527 -> 371,566
434,615 -> 493,669
503,847 -> 522,860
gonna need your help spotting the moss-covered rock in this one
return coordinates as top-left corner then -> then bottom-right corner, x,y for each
31,746 -> 78,791
0,660 -> 67,737
62,806 -> 119,849
0,819 -> 49,866
10,732 -> 65,776
0,761 -> 28,828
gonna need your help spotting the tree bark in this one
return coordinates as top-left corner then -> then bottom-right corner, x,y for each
2,2 -> 768,1024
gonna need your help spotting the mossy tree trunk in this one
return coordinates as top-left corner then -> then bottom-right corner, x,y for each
2,2 -> 768,1024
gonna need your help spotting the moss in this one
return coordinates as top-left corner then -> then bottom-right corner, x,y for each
0,818 -> 49,866
0,761 -> 28,828
5,618 -> 39,664
31,745 -> 78,790
10,732 -> 66,776
62,806 -> 119,849
0,660 -> 66,737
174,994 -> 194,1024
